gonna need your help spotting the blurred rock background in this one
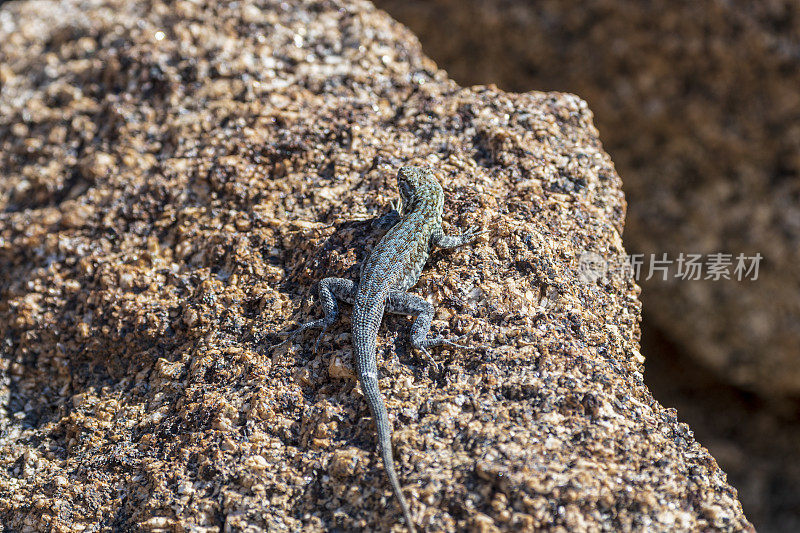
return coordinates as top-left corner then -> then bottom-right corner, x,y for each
374,1 -> 800,531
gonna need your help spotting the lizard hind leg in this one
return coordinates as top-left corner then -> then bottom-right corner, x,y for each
386,291 -> 473,370
273,277 -> 356,352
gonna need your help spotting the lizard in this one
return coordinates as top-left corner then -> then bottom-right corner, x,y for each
276,165 -> 483,533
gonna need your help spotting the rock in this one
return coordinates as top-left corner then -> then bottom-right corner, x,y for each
374,0 -> 800,397
0,0 -> 751,531
644,330 -> 800,533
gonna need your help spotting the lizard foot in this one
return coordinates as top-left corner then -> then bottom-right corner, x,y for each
272,319 -> 327,350
415,345 -> 442,374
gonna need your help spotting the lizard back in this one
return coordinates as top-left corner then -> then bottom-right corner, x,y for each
357,167 -> 444,297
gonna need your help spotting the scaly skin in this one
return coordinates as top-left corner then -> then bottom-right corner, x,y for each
277,166 -> 482,532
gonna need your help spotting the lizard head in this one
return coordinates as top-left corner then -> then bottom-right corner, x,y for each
397,166 -> 442,209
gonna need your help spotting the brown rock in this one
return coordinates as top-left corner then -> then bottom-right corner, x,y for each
644,330 -> 800,533
0,0 -> 751,532
375,0 -> 800,397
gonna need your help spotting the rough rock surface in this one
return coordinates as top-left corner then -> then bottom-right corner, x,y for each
374,3 -> 800,530
644,328 -> 800,533
0,0 -> 751,531
375,0 -> 800,397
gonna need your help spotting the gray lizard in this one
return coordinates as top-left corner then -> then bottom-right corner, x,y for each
277,166 -> 483,532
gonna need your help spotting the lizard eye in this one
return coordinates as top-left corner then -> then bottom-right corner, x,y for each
398,180 -> 412,200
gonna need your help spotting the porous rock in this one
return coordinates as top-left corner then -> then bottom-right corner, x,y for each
375,0 -> 800,397
0,0 -> 751,531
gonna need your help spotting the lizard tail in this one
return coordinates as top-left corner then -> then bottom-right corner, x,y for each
353,294 -> 416,532
360,375 -> 417,533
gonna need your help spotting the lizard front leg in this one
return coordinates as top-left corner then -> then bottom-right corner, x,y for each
430,223 -> 484,250
371,200 -> 402,230
274,277 -> 356,353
